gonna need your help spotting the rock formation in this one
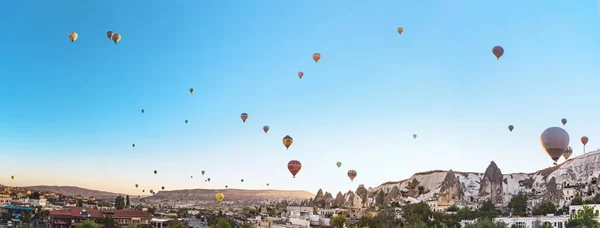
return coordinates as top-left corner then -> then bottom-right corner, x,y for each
479,161 -> 504,207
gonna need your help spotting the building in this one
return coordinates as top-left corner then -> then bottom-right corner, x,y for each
287,206 -> 313,218
494,215 -> 568,228
48,207 -> 105,228
0,194 -> 11,206
106,210 -> 152,227
30,198 -> 48,207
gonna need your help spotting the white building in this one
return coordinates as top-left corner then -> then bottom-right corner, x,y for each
286,206 -> 313,218
0,194 -> 12,206
494,215 -> 568,228
29,198 -> 47,207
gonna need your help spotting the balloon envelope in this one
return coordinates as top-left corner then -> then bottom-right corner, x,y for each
283,135 -> 293,149
336,162 -> 342,168
288,160 -> 302,178
313,53 -> 321,63
347,170 -> 357,181
241,113 -> 248,123
540,127 -> 570,162
563,146 -> 573,160
492,46 -> 504,59
263,126 -> 270,133
508,125 -> 514,132
582,136 -> 589,145
561,118 -> 567,126
216,193 -> 224,202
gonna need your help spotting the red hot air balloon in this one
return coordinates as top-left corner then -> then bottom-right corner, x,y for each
288,160 -> 302,178
561,118 -> 567,126
240,113 -> 248,123
347,170 -> 357,182
492,46 -> 504,60
508,125 -> 514,132
298,71 -> 304,79
263,125 -> 270,133
313,53 -> 321,63
582,136 -> 589,153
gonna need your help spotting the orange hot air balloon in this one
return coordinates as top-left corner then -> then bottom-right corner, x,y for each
313,53 -> 321,63
347,170 -> 357,182
263,125 -> 270,133
240,113 -> 248,123
492,46 -> 504,60
508,125 -> 514,132
561,118 -> 567,126
112,34 -> 121,44
69,32 -> 78,43
282,135 -> 293,149
298,72 -> 304,79
397,27 -> 404,35
107,31 -> 114,39
288,160 -> 302,178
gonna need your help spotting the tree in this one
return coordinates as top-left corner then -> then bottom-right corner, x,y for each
531,201 -> 557,216
78,220 -> 100,228
463,218 -> 507,228
331,214 -> 348,228
565,205 -> 600,228
124,224 -> 138,228
22,213 -> 31,224
29,192 -> 41,199
248,208 -> 259,216
102,216 -> 119,228
76,199 -> 83,207
571,195 -> 584,206
213,218 -> 232,228
478,200 -> 500,218
507,192 -> 528,216
241,222 -> 255,228
176,208 -> 188,218
167,220 -> 187,228
115,196 -> 125,210
126,195 -> 130,207
147,207 -> 156,214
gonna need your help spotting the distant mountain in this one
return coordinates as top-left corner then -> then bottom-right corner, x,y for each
24,186 -> 122,199
146,188 -> 315,202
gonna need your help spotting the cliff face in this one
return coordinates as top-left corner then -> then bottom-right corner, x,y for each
315,150 -> 600,209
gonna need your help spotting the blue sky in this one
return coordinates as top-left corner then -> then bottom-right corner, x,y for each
1,0 -> 600,196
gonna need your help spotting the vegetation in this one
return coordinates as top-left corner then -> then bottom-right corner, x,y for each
78,220 -> 100,228
114,195 -> 126,210
531,201 -> 557,216
213,218 -> 233,228
123,224 -> 138,228
241,222 -> 255,228
206,215 -> 235,228
565,205 -> 600,228
571,195 -> 584,205
102,216 -> 118,228
125,195 -> 130,207
463,218 -> 507,228
331,214 -> 349,228
167,220 -> 187,228
507,192 -> 527,216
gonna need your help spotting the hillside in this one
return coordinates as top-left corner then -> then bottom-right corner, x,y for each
312,149 -> 600,209
145,188 -> 314,203
24,186 -> 122,199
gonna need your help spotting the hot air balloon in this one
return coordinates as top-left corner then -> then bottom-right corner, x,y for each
241,179 -> 244,183
582,136 -> 589,153
313,53 -> 321,63
397,27 -> 404,35
540,127 -> 570,164
152,192 -> 155,195
141,109 -> 145,114
207,178 -> 211,182
263,126 -> 270,133
201,170 -> 205,175
283,135 -> 293,149
107,31 -> 114,39
508,125 -> 514,132
225,185 -> 228,189
347,170 -> 357,182
142,190 -> 145,192
10,176 -> 14,180
112,34 -> 121,44
336,162 -> 342,168
413,134 -> 417,139
190,176 -> 193,178
150,190 -> 153,193
161,186 -> 165,190
135,184 -> 138,188
132,144 -> 135,148
266,183 -> 269,187
288,160 -> 302,178
241,113 -> 248,123
298,72 -> 304,79
563,146 -> 573,160
185,120 -> 188,124
69,32 -> 78,43
190,88 -> 194,94
215,193 -> 224,203
153,170 -> 158,175
27,191 -> 31,195
561,118 -> 568,126
492,46 -> 504,60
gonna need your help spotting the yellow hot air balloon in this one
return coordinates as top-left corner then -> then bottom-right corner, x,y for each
190,88 -> 194,94
112,34 -> 122,44
282,135 -> 293,149
27,190 -> 31,195
107,31 -> 115,39
69,32 -> 78,43
313,53 -> 321,63
215,193 -> 224,203
397,27 -> 404,35
10,175 -> 14,180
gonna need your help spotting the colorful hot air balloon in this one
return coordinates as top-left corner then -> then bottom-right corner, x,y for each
185,120 -> 188,124
107,31 -> 115,39
112,34 -> 121,44
563,146 -> 573,160
132,144 -> 135,148
241,179 -> 244,183
201,170 -> 205,175
288,160 -> 302,178
413,134 -> 417,139
561,118 -> 568,126
135,184 -> 138,188
492,46 -> 504,60
153,170 -> 158,175
161,186 -> 165,190
69,32 -> 78,43
336,162 -> 342,168
263,126 -> 270,133
397,27 -> 404,35
508,125 -> 514,132
298,72 -> 304,79
141,109 -> 145,114
241,113 -> 248,123
216,193 -> 224,203
582,136 -> 589,153
189,88 -> 194,94
283,135 -> 293,149
10,175 -> 14,180
540,127 -> 570,164
347,170 -> 357,182
313,53 -> 321,63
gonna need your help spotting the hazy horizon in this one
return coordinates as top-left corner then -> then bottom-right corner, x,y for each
1,0 -> 600,196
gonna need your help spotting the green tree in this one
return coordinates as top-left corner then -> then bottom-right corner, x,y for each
167,220 -> 187,228
115,196 -> 125,210
404,219 -> 427,228
565,205 -> 600,228
507,192 -> 528,216
78,220 -> 100,228
102,216 -> 119,228
29,191 -> 41,199
463,218 -> 507,228
331,214 -> 349,228
124,224 -> 138,228
76,199 -> 83,207
126,195 -> 130,207
213,218 -> 232,228
455,207 -> 477,221
176,208 -> 188,218
531,201 -> 557,216
241,222 -> 254,228
147,207 -> 156,214
22,213 -> 32,224
571,195 -> 584,205
478,200 -> 500,218
248,208 -> 259,216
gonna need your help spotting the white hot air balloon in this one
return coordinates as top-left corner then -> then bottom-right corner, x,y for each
540,127 -> 570,165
